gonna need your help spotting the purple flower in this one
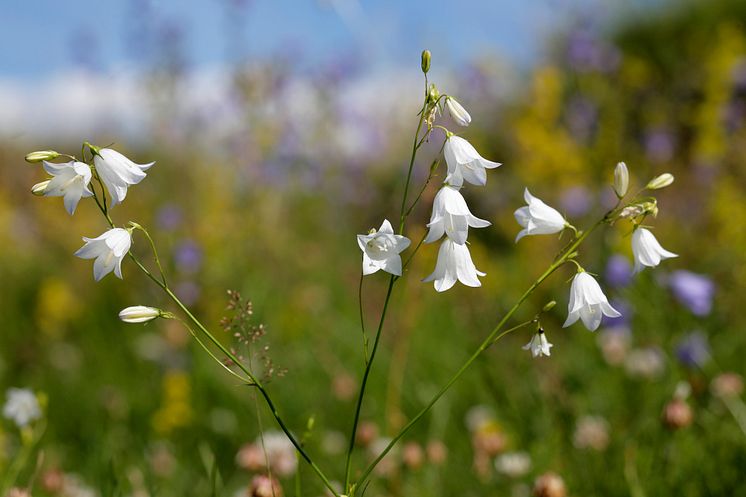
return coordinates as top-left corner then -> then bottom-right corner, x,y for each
644,128 -> 676,163
174,240 -> 203,274
605,255 -> 633,288
669,270 -> 715,316
560,186 -> 592,217
157,204 -> 183,231
675,331 -> 710,368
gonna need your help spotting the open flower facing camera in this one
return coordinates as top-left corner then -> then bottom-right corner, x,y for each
20,50 -> 682,497
357,219 -> 411,276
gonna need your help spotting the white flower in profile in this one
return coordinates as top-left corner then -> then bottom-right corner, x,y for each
443,135 -> 501,188
3,388 -> 41,427
74,228 -> 132,281
423,238 -> 485,292
514,188 -> 568,242
522,330 -> 553,358
119,306 -> 162,323
563,272 -> 621,331
445,96 -> 471,127
631,228 -> 677,273
425,186 -> 490,245
93,148 -> 154,207
357,219 -> 411,276
39,161 -> 93,215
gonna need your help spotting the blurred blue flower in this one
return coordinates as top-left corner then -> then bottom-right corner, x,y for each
669,270 -> 715,316
175,281 -> 201,306
157,204 -> 183,231
560,186 -> 592,217
644,128 -> 675,163
174,240 -> 203,274
605,255 -> 632,288
675,331 -> 710,368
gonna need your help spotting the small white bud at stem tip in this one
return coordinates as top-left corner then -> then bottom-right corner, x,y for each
119,306 -> 162,323
613,162 -> 629,198
31,180 -> 51,196
25,150 -> 60,163
646,173 -> 674,190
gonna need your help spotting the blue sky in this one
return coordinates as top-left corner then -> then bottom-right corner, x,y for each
0,0 -> 640,80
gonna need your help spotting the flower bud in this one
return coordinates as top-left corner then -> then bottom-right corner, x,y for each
613,162 -> 629,198
118,306 -> 162,323
421,49 -> 431,74
646,173 -> 674,190
542,300 -> 557,312
25,150 -> 60,163
31,180 -> 51,196
445,97 -> 471,127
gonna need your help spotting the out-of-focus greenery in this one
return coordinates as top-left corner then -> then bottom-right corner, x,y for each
2,1 -> 746,496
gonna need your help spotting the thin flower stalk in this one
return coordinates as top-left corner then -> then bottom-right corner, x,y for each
85,186 -> 341,497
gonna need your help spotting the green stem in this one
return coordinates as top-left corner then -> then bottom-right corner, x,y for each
398,107 -> 428,234
358,274 -> 369,365
133,225 -> 168,286
345,90 -> 431,491
354,219 -> 603,486
163,287 -> 339,496
343,276 -> 395,490
87,195 -> 339,497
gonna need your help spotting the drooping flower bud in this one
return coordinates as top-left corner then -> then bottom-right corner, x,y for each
118,306 -> 162,323
25,150 -> 60,163
646,173 -> 674,190
421,49 -> 431,74
31,180 -> 51,196
613,162 -> 629,198
542,300 -> 557,312
445,96 -> 471,127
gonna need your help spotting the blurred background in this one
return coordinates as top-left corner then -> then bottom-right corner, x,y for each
1,0 -> 745,495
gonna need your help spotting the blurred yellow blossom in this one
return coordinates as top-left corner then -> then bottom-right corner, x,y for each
152,371 -> 194,436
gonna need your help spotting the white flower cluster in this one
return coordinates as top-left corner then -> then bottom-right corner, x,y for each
355,96 -> 501,293
28,146 -> 154,282
27,146 -> 165,324
423,110 -> 501,292
517,162 -> 677,358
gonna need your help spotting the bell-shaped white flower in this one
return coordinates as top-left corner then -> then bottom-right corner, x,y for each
631,228 -> 677,274
423,238 -> 486,292
357,219 -> 410,276
514,188 -> 568,242
74,228 -> 132,281
93,148 -> 154,207
40,160 -> 93,215
563,271 -> 621,331
445,97 -> 471,127
425,186 -> 490,245
522,330 -> 553,358
119,306 -> 162,323
3,388 -> 41,427
443,135 -> 500,188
